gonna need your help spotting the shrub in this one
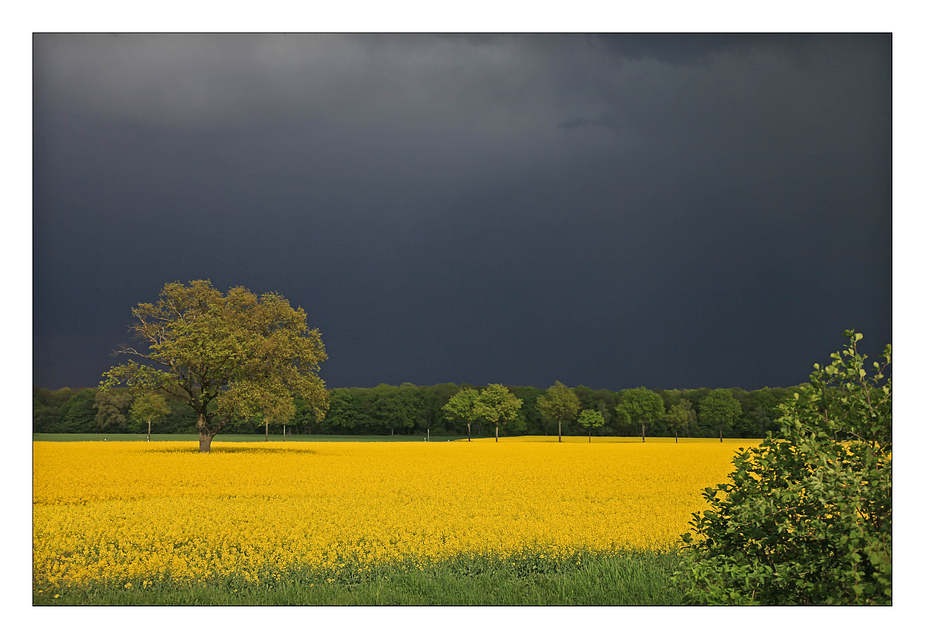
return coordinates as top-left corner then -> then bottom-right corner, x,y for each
677,330 -> 891,604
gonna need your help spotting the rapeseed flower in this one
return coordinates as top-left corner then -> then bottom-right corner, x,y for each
33,438 -> 753,589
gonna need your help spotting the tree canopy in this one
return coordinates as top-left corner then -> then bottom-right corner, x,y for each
577,408 -> 604,442
615,387 -> 665,442
697,388 -> 742,443
129,392 -> 171,441
100,280 -> 329,452
475,384 -> 524,442
442,388 -> 481,441
536,381 -> 580,443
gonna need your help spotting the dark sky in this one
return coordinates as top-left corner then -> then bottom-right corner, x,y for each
32,33 -> 892,392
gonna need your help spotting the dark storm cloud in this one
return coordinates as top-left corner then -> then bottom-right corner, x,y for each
33,34 -> 891,392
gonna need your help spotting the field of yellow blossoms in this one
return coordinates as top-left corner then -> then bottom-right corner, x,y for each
33,437 -> 757,590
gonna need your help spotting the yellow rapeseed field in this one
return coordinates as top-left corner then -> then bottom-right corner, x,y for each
33,438 -> 756,589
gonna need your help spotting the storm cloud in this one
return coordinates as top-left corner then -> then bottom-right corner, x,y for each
33,34 -> 891,392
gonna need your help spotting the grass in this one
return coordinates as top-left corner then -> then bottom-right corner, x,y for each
34,549 -> 685,605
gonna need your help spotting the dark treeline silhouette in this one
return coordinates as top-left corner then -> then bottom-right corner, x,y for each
34,382 -> 798,440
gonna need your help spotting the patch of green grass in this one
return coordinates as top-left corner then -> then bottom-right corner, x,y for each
34,549 -> 685,605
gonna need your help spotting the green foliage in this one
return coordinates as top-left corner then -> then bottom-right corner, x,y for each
536,381 -> 580,441
129,392 -> 171,440
36,379 -> 799,440
100,280 -> 328,452
577,409 -> 604,440
58,389 -> 98,433
665,399 -> 695,441
93,390 -> 135,433
614,387 -> 665,441
475,384 -> 524,439
442,388 -> 482,440
369,384 -> 419,436
677,330 -> 891,605
697,388 -> 743,441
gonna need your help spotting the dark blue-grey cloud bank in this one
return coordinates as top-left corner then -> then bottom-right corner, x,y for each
33,34 -> 891,392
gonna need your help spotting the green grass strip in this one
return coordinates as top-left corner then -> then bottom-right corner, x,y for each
34,549 -> 684,606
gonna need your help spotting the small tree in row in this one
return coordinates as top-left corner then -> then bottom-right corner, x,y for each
477,384 -> 524,442
698,388 -> 742,443
578,409 -> 604,442
615,387 -> 665,442
441,388 -> 481,441
665,398 -> 695,442
129,392 -> 171,442
536,381 -> 580,442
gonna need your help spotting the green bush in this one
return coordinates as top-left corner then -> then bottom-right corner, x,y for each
677,330 -> 891,605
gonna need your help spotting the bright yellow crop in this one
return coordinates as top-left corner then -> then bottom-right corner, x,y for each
33,438 -> 756,588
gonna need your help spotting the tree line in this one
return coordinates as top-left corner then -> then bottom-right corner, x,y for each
35,280 -> 799,446
33,380 -> 798,440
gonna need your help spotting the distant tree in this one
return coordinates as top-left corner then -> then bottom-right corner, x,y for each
738,387 -> 792,438
698,389 -> 742,442
94,390 -> 135,433
577,409 -> 604,442
665,398 -> 695,442
59,389 -> 98,433
615,387 -> 665,442
536,381 -> 581,442
476,384 -> 524,442
130,392 -> 171,441
101,280 -> 328,453
369,384 -> 418,436
34,386 -> 76,433
237,384 -> 297,442
442,388 -> 482,441
322,388 -> 364,434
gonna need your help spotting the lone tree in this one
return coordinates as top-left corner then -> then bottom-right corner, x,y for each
698,388 -> 742,442
101,280 -> 329,453
442,388 -> 481,441
678,330 -> 891,604
129,392 -> 171,442
615,387 -> 665,442
536,381 -> 580,443
476,384 -> 523,442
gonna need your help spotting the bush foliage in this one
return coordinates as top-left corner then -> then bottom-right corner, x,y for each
678,330 -> 891,604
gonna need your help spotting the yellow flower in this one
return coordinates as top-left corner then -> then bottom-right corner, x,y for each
33,438 -> 754,587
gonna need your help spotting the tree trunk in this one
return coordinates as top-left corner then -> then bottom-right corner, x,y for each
589,429 -> 591,443
147,419 -> 152,442
199,431 -> 215,453
495,425 -> 499,442
467,422 -> 471,442
265,419 -> 269,442
558,419 -> 562,443
720,425 -> 723,443
196,413 -> 215,453
642,422 -> 646,443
